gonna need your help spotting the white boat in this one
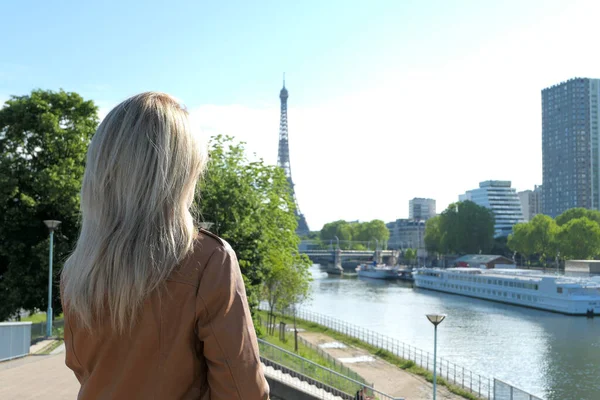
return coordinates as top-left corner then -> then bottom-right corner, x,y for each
413,267 -> 600,316
356,263 -> 400,280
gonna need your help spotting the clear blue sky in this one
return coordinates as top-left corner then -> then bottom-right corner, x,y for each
2,0 -> 599,229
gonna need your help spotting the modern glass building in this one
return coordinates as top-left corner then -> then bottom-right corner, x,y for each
459,181 -> 525,238
542,78 -> 600,217
409,198 -> 436,220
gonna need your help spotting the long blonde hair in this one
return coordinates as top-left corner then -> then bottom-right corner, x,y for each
62,92 -> 207,333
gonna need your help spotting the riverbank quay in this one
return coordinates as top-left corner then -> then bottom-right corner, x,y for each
258,307 -> 543,400
258,309 -> 473,400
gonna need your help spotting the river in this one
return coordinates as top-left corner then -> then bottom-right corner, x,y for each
304,265 -> 600,400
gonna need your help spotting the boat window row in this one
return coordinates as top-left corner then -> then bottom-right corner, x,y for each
421,271 -> 442,277
448,274 -> 539,290
421,281 -> 541,302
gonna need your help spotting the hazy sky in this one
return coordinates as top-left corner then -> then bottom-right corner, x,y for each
2,0 -> 600,230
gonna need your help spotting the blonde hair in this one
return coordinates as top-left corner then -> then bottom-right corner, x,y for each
62,92 -> 207,333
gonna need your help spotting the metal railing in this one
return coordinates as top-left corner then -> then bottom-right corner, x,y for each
296,335 -> 370,387
259,315 -> 370,387
265,307 -> 543,400
0,322 -> 32,362
30,319 -> 64,343
259,339 -> 402,400
493,379 -> 543,400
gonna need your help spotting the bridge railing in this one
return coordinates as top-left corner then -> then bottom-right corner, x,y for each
267,307 -> 543,400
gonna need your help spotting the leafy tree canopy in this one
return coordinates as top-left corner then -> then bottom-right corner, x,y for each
0,89 -> 98,321
425,201 -> 495,255
556,208 -> 600,226
198,135 -> 311,313
556,217 -> 600,260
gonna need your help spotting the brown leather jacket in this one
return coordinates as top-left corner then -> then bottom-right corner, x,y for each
62,230 -> 269,399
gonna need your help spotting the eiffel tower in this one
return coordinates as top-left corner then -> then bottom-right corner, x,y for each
277,76 -> 310,236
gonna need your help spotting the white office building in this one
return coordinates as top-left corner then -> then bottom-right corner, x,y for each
409,198 -> 436,221
460,180 -> 525,238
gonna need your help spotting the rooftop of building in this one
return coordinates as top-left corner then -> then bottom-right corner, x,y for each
479,180 -> 512,188
542,77 -> 597,91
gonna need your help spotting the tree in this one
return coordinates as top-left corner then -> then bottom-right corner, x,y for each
403,248 -> 416,266
556,208 -> 600,226
508,223 -> 533,263
320,219 -> 389,249
353,220 -> 390,247
424,216 -> 444,255
437,201 -> 495,254
277,261 -> 311,351
556,217 -> 600,260
198,135 -> 311,320
528,214 -> 559,264
0,90 -> 98,321
320,220 -> 353,248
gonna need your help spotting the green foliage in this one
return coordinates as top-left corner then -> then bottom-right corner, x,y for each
352,219 -> 390,243
319,219 -> 389,249
555,208 -> 600,226
508,223 -> 533,258
528,214 -> 559,261
404,248 -> 417,265
557,217 -> 600,260
424,216 -> 444,254
425,201 -> 495,255
198,135 -> 311,315
509,212 -> 600,264
0,89 -> 98,321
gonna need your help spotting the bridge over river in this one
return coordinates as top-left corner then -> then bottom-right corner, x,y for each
300,248 -> 399,274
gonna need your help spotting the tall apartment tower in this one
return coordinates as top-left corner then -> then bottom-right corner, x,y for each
542,78 -> 600,217
409,198 -> 436,220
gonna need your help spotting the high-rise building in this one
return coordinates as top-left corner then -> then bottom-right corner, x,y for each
542,78 -> 600,217
517,185 -> 542,221
277,77 -> 309,235
459,181 -> 524,238
409,198 -> 436,220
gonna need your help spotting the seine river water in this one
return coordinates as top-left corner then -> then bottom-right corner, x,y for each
305,265 -> 600,400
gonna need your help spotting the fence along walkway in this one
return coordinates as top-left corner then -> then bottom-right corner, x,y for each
275,307 -> 543,400
258,339 -> 401,400
258,315 -> 371,388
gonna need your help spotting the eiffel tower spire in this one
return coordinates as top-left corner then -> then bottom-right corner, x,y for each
277,76 -> 309,235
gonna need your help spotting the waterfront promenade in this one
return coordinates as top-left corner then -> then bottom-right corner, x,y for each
299,331 -> 462,400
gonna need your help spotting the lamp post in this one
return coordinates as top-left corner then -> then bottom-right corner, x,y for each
426,313 -> 447,400
43,220 -> 61,338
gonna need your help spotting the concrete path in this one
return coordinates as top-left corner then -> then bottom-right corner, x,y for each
0,353 -> 79,400
0,346 -> 344,400
299,331 -> 464,400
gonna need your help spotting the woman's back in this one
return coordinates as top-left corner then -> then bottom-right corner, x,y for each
61,92 -> 268,399
64,230 -> 268,399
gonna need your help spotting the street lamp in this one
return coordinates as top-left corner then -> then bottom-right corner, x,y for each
43,220 -> 61,338
426,313 -> 447,400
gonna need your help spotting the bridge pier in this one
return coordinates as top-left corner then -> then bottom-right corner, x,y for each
330,249 -> 343,275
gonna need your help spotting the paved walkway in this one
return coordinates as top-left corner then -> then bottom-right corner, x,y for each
0,353 -> 79,400
299,331 -> 464,400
